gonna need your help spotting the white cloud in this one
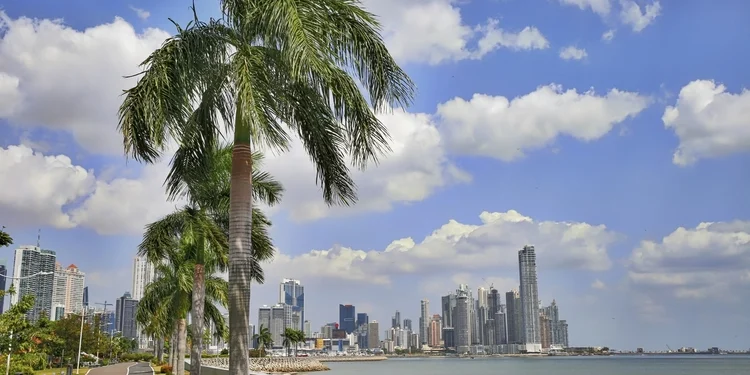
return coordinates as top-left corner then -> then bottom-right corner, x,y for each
129,6 -> 151,20
0,145 -> 95,229
619,0 -> 661,32
591,279 -> 606,290
0,144 -> 177,235
263,109 -> 470,221
263,210 -> 619,285
0,11 -> 169,155
436,84 -> 651,161
361,0 -> 548,65
559,46 -> 588,60
628,221 -> 750,300
601,29 -> 615,42
662,80 -> 750,166
559,0 -> 612,17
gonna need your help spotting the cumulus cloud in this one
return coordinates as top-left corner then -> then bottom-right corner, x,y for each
361,0 -> 549,65
601,29 -> 615,42
263,210 -> 619,285
0,144 -> 178,235
662,80 -> 750,166
591,279 -> 606,290
619,0 -> 661,32
559,0 -> 612,17
0,145 -> 95,229
263,109 -> 470,221
436,84 -> 651,161
0,11 -> 168,154
627,221 -> 750,300
559,46 -> 588,60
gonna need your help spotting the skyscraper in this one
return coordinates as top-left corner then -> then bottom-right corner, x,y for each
132,255 -> 155,301
279,279 -> 305,331
505,289 -> 522,345
403,318 -> 412,331
419,299 -> 429,345
82,286 -> 88,307
356,313 -> 369,348
487,287 -> 507,346
12,246 -> 56,322
392,310 -> 401,329
52,263 -> 86,316
441,294 -> 456,328
428,314 -> 442,347
115,292 -> 139,340
454,288 -> 471,353
518,245 -> 541,353
0,261 -> 6,314
338,304 -> 356,333
367,321 -> 380,349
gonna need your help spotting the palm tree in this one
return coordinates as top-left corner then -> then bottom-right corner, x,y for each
136,257 -> 228,375
0,226 -> 12,247
118,2 -> 415,375
252,325 -> 272,357
140,143 -> 282,375
281,328 -> 294,357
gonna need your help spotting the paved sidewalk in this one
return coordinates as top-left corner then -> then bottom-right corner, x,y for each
87,362 -> 153,375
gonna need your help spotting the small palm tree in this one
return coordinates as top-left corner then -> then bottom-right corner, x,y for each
252,325 -> 272,357
136,257 -> 228,375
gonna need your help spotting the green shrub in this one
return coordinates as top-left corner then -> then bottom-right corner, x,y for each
220,349 -> 228,355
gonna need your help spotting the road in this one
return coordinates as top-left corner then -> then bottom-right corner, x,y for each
87,362 -> 154,375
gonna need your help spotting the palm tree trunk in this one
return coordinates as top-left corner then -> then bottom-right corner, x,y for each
190,264 -> 206,375
177,318 -> 187,375
171,328 -> 178,370
228,127 -> 254,375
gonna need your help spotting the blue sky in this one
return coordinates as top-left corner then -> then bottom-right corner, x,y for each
1,0 -> 750,351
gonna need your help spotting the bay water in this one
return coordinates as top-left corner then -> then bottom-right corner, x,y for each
325,356 -> 750,375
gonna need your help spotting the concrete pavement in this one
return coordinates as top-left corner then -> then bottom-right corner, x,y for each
87,362 -> 154,375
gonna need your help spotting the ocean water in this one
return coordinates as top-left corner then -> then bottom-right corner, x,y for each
324,356 -> 750,375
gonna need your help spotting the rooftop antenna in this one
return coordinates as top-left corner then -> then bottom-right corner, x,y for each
37,229 -> 41,248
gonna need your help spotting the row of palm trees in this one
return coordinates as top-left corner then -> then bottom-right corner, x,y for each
252,326 -> 305,357
118,1 -> 415,375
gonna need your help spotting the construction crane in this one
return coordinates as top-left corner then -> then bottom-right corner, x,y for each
666,344 -> 673,353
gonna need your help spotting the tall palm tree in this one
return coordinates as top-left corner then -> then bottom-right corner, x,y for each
118,2 -> 415,375
252,325 -> 272,357
136,258 -> 228,375
141,143 -> 282,375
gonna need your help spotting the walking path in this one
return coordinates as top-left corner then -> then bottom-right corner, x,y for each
87,362 -> 154,375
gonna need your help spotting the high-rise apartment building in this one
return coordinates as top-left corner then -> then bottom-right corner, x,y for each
419,299 -> 429,345
367,321 -> 380,349
518,245 -> 541,353
428,314 -> 442,347
540,300 -> 569,348
304,320 -> 312,338
52,263 -> 86,317
0,261 -> 6,314
391,310 -> 401,329
339,304 -> 356,334
82,286 -> 88,307
258,304 -> 292,347
132,256 -> 155,301
487,287 -> 507,345
115,292 -> 139,340
12,246 -> 56,322
279,279 -> 305,331
505,289 -> 522,344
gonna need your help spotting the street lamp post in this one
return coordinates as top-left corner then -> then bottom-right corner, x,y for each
0,271 -> 54,375
76,309 -> 85,374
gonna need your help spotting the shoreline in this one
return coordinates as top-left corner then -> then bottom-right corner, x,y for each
316,356 -> 387,362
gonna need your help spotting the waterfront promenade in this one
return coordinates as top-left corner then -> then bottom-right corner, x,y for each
87,362 -> 153,375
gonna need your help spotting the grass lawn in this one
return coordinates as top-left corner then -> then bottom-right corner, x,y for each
34,368 -> 90,375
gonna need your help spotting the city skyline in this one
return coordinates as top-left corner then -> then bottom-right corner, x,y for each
2,0 -> 749,352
